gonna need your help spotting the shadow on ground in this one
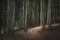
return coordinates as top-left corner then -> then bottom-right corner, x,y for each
1,24 -> 60,40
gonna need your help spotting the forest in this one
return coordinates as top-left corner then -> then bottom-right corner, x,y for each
0,0 -> 60,40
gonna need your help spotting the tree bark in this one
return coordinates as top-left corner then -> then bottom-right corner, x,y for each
40,0 -> 45,29
37,0 -> 39,25
24,0 -> 28,31
11,0 -> 15,36
47,0 -> 52,30
40,0 -> 43,26
0,0 -> 2,40
6,0 -> 10,33
22,0 -> 25,29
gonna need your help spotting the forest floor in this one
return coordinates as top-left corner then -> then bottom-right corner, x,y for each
1,23 -> 60,40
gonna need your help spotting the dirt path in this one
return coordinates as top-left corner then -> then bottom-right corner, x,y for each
2,23 -> 60,40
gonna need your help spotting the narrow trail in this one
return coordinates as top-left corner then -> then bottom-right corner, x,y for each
2,23 -> 60,40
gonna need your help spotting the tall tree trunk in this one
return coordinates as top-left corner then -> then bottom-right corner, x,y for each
37,0 -> 39,25
40,0 -> 45,29
22,0 -> 25,29
30,0 -> 33,26
6,0 -> 10,33
40,0 -> 43,26
47,0 -> 52,30
43,0 -> 45,29
1,0 -> 7,33
34,0 -> 37,25
32,0 -> 35,26
0,0 -> 2,33
38,0 -> 40,25
24,0 -> 28,31
0,0 -> 2,40
11,0 -> 15,36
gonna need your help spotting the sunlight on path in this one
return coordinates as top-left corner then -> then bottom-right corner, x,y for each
16,23 -> 60,35
28,26 -> 42,33
28,23 -> 60,33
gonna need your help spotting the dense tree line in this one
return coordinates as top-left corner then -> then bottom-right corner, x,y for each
0,0 -> 60,38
